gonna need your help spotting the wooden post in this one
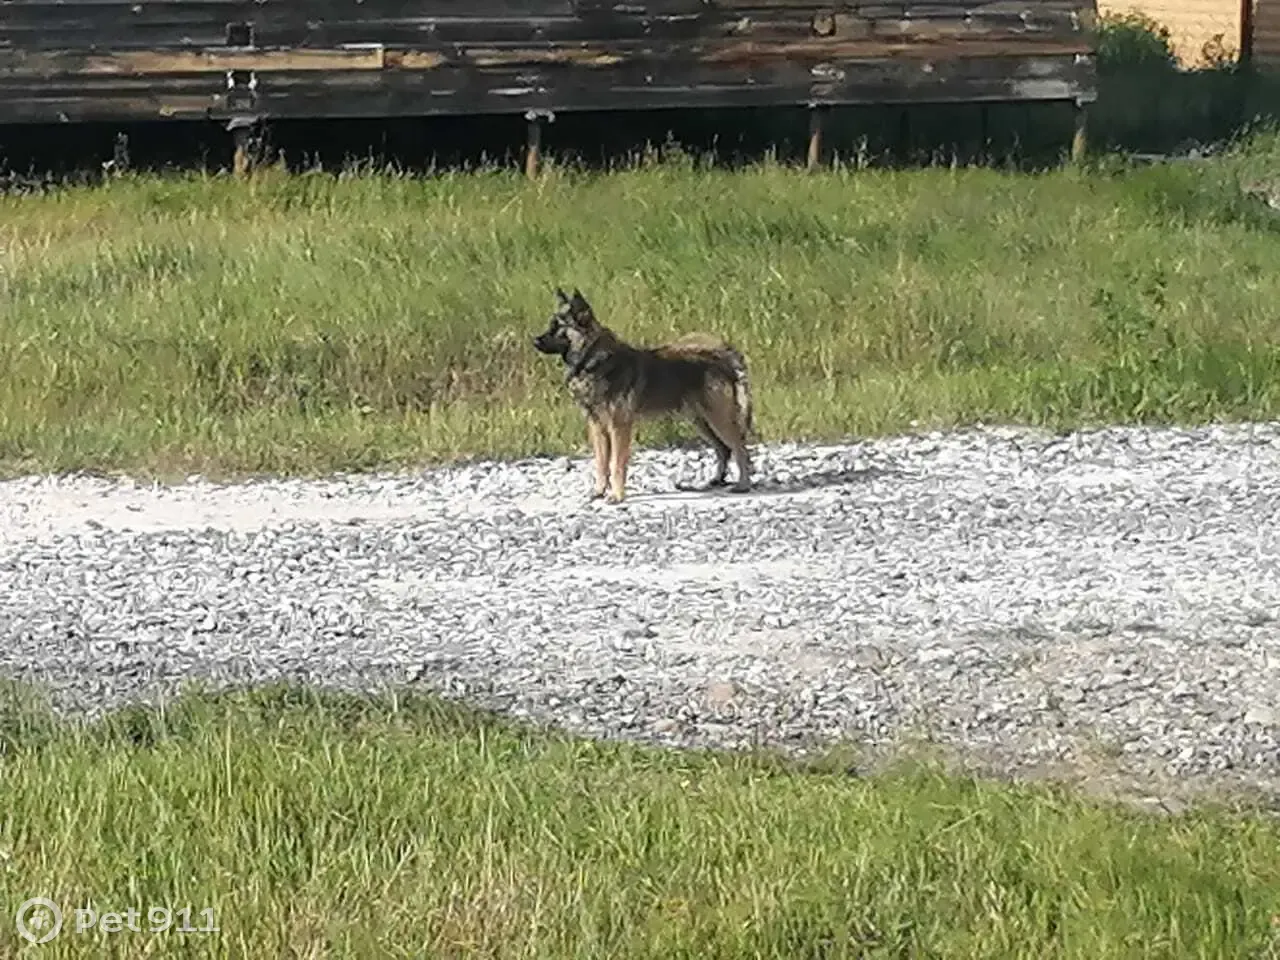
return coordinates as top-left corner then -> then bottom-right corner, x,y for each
522,110 -> 555,179
110,132 -> 130,175
896,106 -> 911,166
524,110 -> 546,179
232,127 -> 251,177
1070,99 -> 1088,165
228,117 -> 257,177
524,116 -> 541,178
807,104 -> 827,171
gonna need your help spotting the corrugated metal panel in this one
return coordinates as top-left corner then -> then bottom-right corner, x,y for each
1252,0 -> 1280,66
1099,0 -> 1238,65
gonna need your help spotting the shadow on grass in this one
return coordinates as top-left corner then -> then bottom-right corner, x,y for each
6,677 -> 1280,822
1098,156 -> 1280,235
0,679 -> 518,755
1084,67 -> 1280,234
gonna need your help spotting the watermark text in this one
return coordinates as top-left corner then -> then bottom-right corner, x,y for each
16,898 -> 219,943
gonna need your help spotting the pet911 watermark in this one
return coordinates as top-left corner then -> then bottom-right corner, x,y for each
15,897 -> 219,944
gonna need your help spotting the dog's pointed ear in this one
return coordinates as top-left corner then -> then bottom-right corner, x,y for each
554,287 -> 570,304
569,288 -> 591,312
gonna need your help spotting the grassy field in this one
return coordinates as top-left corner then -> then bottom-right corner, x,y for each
0,683 -> 1276,959
5,129 -> 1280,479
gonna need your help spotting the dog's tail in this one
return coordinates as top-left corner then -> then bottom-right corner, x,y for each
729,348 -> 754,439
662,332 -> 754,439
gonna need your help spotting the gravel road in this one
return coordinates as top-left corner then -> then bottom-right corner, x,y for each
3,423 -> 1280,805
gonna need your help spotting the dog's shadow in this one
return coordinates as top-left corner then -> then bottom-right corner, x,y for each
630,464 -> 894,502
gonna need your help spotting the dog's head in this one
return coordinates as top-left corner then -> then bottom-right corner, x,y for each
533,287 -> 597,358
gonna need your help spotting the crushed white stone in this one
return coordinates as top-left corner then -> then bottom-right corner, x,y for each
2,422 -> 1279,796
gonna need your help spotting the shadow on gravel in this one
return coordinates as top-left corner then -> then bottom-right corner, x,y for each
660,465 -> 895,501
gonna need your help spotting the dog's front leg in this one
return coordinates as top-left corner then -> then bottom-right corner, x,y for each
587,417 -> 610,500
606,416 -> 633,503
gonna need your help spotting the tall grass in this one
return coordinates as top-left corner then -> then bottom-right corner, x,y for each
4,131 -> 1280,479
1,683 -> 1278,958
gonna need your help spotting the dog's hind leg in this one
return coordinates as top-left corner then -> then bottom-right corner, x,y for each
691,414 -> 732,488
729,440 -> 752,493
587,417 -> 611,500
699,392 -> 752,494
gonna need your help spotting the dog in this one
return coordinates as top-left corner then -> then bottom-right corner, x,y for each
532,287 -> 754,503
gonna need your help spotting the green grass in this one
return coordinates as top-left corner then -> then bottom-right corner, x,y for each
6,130 -> 1280,479
0,682 -> 1277,958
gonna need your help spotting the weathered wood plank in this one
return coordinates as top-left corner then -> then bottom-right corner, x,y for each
1,24 -> 1086,58
0,16 -> 762,50
0,0 -> 1088,20
0,0 -> 577,15
1,49 -> 399,76
0,75 -> 224,122
248,53 -> 1091,112
0,0 -> 1090,49
2,22 -> 1091,80
0,50 -> 1092,123
2,8 -> 1088,40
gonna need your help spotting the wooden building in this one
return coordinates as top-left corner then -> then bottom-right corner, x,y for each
0,0 -> 1099,166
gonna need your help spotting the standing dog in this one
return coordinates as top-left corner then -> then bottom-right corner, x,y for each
532,287 -> 754,503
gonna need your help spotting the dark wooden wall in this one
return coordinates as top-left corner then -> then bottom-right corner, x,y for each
0,0 -> 1097,126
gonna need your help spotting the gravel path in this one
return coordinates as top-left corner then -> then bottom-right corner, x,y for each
3,423 -> 1280,805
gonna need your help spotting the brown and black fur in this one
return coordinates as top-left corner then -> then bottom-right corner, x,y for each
532,287 -> 754,503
